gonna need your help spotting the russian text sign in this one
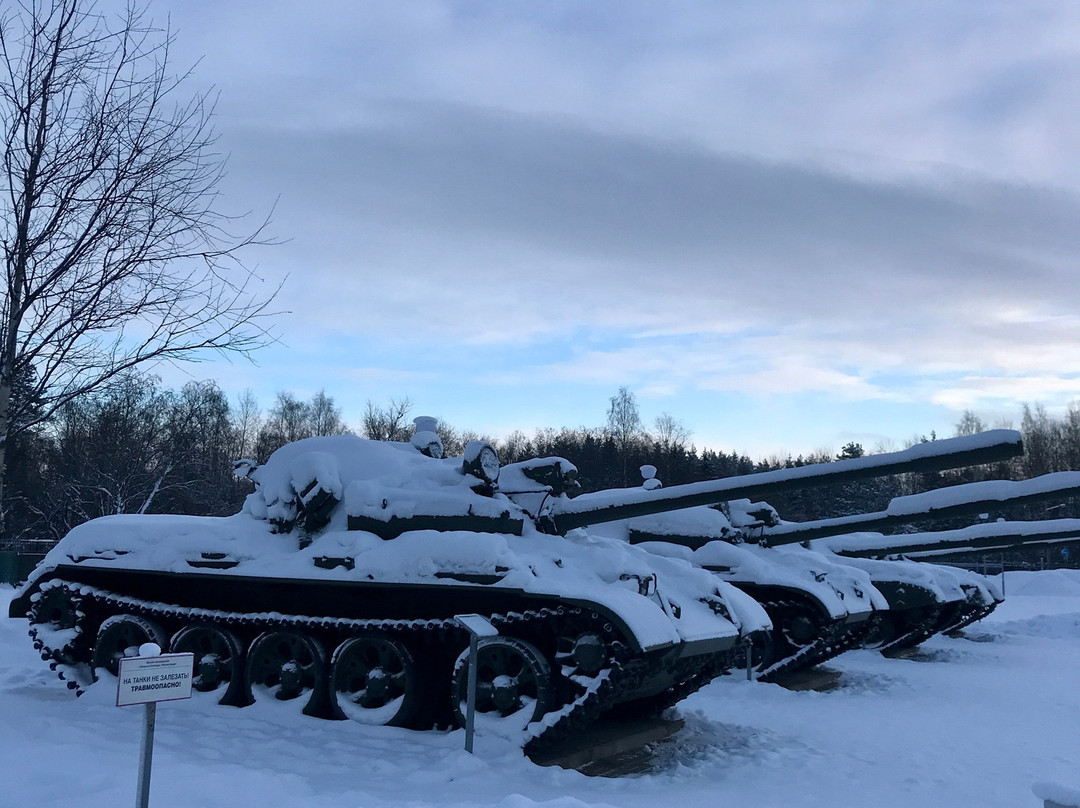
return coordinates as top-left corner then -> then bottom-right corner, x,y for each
117,653 -> 195,706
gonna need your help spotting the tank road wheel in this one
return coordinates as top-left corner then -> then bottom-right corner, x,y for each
862,614 -> 899,650
171,624 -> 244,704
554,620 -> 610,680
780,611 -> 823,650
91,614 -> 167,680
245,630 -> 325,714
330,636 -> 419,726
453,637 -> 554,730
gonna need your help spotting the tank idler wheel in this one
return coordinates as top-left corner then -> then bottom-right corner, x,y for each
171,624 -> 244,704
91,614 -> 168,680
330,636 -> 418,726
29,587 -> 84,660
30,586 -> 79,630
246,630 -> 325,714
453,637 -> 553,728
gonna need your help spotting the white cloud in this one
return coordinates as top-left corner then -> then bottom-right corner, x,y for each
151,1 -> 1080,190
82,0 -> 1080,450
932,376 -> 1080,411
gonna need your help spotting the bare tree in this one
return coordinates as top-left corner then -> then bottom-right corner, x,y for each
606,386 -> 642,486
232,389 -> 261,459
954,409 -> 986,437
255,392 -> 309,458
308,389 -> 345,437
653,412 -> 690,452
652,412 -> 691,481
0,0 -> 277,534
28,373 -> 247,540
362,398 -> 412,442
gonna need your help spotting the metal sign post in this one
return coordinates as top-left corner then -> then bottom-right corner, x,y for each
117,643 -> 194,808
454,614 -> 498,753
137,700 -> 156,808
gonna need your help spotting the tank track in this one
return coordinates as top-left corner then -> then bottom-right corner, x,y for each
590,644 -> 742,726
876,605 -> 945,655
754,598 -> 873,682
26,578 -> 725,751
942,601 -> 997,634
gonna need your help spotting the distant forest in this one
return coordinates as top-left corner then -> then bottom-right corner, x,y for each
5,375 -> 1079,547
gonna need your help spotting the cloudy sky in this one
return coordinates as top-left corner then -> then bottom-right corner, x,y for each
122,0 -> 1080,457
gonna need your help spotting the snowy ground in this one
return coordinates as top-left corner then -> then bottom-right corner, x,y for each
3,570 -> 1078,808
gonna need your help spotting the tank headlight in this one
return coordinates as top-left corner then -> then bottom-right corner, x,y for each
463,440 -> 500,486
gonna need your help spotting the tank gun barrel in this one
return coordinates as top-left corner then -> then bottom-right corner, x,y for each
760,471 -> 1080,546
547,430 -> 1023,535
819,518 -> 1080,558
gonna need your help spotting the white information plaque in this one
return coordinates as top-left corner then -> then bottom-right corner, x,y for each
116,653 -> 195,707
455,613 -> 498,638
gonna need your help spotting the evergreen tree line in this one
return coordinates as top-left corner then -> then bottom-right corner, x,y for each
4,377 -> 1078,549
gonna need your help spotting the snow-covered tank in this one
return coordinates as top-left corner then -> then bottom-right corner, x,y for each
765,471 -> 1080,649
10,423 -> 774,753
594,497 -> 887,680
591,433 -> 1068,662
521,430 -> 1027,668
813,512 -> 1080,644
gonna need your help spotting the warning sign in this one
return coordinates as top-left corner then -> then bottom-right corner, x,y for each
116,653 -> 195,707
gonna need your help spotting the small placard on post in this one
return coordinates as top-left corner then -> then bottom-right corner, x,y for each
116,648 -> 195,808
455,613 -> 498,638
117,653 -> 195,707
455,614 -> 499,754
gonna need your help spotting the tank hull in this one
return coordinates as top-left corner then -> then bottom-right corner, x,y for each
18,565 -> 736,751
12,508 -> 755,752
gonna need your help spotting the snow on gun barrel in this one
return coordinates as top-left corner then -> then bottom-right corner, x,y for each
546,430 -> 1024,533
9,420 -> 770,753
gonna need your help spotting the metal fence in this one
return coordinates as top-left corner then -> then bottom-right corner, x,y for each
0,540 -> 53,585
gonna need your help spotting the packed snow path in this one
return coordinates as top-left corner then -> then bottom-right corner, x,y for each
3,571 -> 1078,808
